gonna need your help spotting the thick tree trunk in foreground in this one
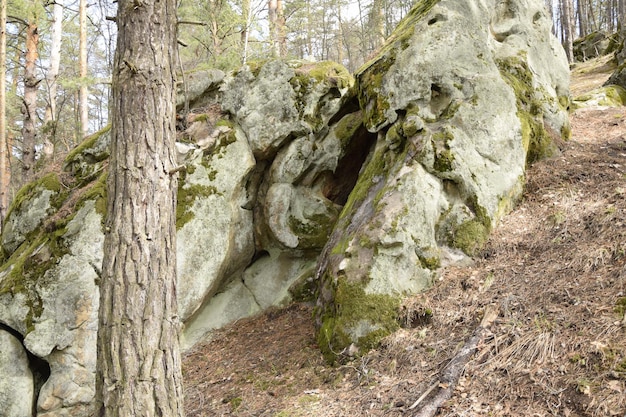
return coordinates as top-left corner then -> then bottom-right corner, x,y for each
94,0 -> 184,416
0,0 -> 7,227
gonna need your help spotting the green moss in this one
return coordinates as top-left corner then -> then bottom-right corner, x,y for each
298,60 -> 354,90
431,130 -> 455,172
451,219 -> 489,256
418,255 -> 440,270
615,297 -> 626,316
64,125 -> 111,167
176,175 -> 218,229
338,144 -> 388,221
288,211 -> 337,249
333,111 -> 363,147
317,279 -> 401,364
289,62 -> 353,132
356,57 -> 395,131
75,172 -> 108,221
5,173 -> 64,222
496,56 -> 559,165
0,221 -> 72,332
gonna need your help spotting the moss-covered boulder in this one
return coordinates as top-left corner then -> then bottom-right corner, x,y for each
573,31 -> 615,62
63,125 -> 111,186
315,0 -> 571,362
1,173 -> 64,254
221,60 -> 353,159
574,84 -> 626,108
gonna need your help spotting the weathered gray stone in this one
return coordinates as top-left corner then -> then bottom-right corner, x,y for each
2,174 -> 61,254
176,126 -> 256,321
221,60 -> 353,159
0,330 -> 34,417
181,252 -> 316,349
315,0 -> 570,361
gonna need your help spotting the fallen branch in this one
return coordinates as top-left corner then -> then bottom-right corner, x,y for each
410,305 -> 499,417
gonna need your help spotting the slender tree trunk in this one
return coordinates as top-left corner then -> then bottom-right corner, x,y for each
94,0 -> 184,415
268,0 -> 279,57
0,0 -> 7,226
277,0 -> 287,57
241,0 -> 251,63
577,0 -> 587,37
587,0 -> 597,32
79,0 -> 88,138
336,5 -> 344,65
371,0 -> 386,49
560,0 -> 574,62
21,20 -> 39,184
43,0 -> 63,160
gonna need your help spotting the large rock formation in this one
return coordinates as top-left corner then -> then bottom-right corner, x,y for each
0,0 -> 570,414
314,0 -> 570,361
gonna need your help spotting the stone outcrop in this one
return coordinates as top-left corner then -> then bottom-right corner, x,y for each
573,31 -> 616,62
0,330 -> 34,417
0,0 -> 570,414
604,26 -> 626,89
314,0 -> 570,361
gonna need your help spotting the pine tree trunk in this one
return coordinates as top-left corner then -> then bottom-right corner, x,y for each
560,0 -> 574,62
94,0 -> 184,415
277,0 -> 287,57
21,20 -> 39,184
268,0 -> 280,57
43,0 -> 64,160
79,0 -> 88,138
0,0 -> 7,226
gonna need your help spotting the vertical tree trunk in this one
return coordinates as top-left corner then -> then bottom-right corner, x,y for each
241,0 -> 251,63
21,20 -> 39,184
94,0 -> 184,415
79,0 -> 88,139
277,0 -> 287,57
43,0 -> 64,160
336,5 -> 344,65
577,0 -> 587,37
0,0 -> 7,226
371,0 -> 386,49
560,0 -> 574,62
268,0 -> 280,57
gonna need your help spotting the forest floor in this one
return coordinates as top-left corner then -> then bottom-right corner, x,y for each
182,55 -> 626,417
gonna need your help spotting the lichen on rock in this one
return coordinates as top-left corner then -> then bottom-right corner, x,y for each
314,0 -> 571,362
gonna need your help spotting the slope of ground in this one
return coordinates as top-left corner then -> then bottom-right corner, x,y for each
182,55 -> 626,417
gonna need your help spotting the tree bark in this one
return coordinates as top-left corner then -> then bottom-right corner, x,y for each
79,0 -> 88,139
560,0 -> 574,62
94,0 -> 184,415
43,0 -> 64,160
21,19 -> 39,184
277,0 -> 287,57
268,0 -> 280,57
371,0 -> 386,49
0,0 -> 7,227
241,0 -> 251,63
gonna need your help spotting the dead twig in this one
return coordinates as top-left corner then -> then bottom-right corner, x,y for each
411,305 -> 499,417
